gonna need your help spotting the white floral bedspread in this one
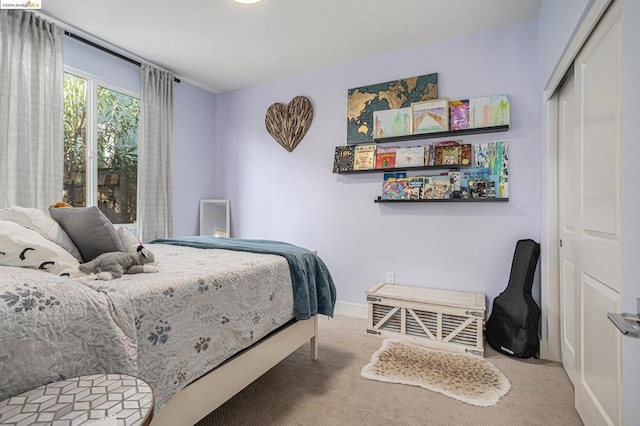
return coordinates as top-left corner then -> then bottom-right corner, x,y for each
0,244 -> 295,411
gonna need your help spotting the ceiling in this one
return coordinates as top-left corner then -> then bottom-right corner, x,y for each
40,0 -> 542,94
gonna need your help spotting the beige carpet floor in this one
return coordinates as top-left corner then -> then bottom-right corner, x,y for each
197,315 -> 582,426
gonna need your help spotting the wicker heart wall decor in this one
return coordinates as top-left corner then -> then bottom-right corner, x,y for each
265,96 -> 314,152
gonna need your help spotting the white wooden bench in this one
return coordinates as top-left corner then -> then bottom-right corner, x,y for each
366,283 -> 486,357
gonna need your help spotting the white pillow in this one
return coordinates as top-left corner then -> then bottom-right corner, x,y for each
0,220 -> 85,277
0,206 -> 83,262
117,226 -> 141,253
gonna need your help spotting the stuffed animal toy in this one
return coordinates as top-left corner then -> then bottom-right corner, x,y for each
79,247 -> 158,280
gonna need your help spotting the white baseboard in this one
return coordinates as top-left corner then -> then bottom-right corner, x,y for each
538,339 -> 561,362
334,301 -> 368,319
539,339 -> 548,360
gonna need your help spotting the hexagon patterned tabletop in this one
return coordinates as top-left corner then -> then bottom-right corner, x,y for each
0,374 -> 153,426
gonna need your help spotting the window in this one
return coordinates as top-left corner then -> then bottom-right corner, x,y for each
63,71 -> 140,224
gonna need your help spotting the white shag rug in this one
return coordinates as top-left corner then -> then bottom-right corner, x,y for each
361,339 -> 510,407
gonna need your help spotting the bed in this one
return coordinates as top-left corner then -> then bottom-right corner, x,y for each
0,217 -> 336,426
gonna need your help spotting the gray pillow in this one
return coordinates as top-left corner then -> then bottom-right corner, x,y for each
49,206 -> 125,262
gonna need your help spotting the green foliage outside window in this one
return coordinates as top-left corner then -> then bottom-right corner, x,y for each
63,73 -> 139,224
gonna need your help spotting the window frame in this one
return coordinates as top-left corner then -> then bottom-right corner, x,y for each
63,66 -> 141,226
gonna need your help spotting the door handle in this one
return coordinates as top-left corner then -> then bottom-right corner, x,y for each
560,239 -> 563,247
607,312 -> 640,337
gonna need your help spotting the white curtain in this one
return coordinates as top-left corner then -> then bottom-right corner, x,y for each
0,10 -> 64,210
137,65 -> 174,242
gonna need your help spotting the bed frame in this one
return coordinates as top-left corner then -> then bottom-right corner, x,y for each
150,316 -> 318,426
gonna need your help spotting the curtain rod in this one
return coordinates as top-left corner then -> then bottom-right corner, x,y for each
64,31 -> 181,83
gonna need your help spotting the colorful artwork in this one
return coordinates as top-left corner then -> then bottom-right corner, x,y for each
491,95 -> 510,126
469,97 -> 491,128
381,178 -> 410,200
412,99 -> 449,134
347,73 -> 438,144
470,95 -> 510,128
373,107 -> 412,139
475,141 -> 509,198
449,99 -> 470,130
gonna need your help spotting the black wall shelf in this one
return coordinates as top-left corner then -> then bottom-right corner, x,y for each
337,164 -> 469,175
375,197 -> 509,203
373,125 -> 509,144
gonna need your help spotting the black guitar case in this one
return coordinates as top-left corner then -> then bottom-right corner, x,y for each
485,239 -> 541,359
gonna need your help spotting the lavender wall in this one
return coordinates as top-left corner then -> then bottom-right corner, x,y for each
63,37 -> 217,237
213,20 -> 539,308
172,81 -> 218,237
537,0 -> 590,89
64,37 -> 140,91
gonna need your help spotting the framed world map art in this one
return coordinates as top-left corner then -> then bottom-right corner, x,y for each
347,73 -> 438,144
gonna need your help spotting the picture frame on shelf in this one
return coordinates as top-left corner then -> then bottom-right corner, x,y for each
412,98 -> 449,134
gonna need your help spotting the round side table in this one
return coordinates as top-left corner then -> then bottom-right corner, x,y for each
0,374 -> 154,426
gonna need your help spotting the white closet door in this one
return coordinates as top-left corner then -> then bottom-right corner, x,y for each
558,70 -> 578,386
571,1 -> 622,424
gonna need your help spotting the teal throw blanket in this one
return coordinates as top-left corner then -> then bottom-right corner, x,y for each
151,236 -> 336,320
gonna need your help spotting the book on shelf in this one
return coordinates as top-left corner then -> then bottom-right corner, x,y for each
376,146 -> 397,169
354,144 -> 377,170
458,144 -> 472,166
424,144 -> 435,166
448,170 -> 461,198
333,145 -> 355,173
422,176 -> 435,199
432,175 -> 452,199
395,146 -> 425,168
383,171 -> 407,181
408,177 -> 424,200
434,140 -> 461,166
441,146 -> 459,165
469,179 -> 489,198
475,141 -> 508,198
449,99 -> 470,131
381,177 -> 410,200
487,180 -> 497,198
459,167 -> 489,199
